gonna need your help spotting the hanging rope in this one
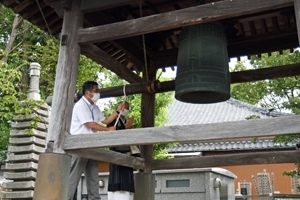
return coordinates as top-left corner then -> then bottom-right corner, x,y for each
35,0 -> 52,34
114,84 -> 127,127
139,1 -> 149,81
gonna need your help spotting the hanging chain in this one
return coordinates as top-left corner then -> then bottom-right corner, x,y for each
139,1 -> 149,81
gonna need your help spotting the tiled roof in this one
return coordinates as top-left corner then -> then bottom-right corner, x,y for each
166,98 -> 289,126
168,139 -> 295,153
166,98 -> 293,152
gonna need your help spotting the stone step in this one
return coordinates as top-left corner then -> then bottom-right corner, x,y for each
0,190 -> 34,199
9,136 -> 45,146
4,171 -> 36,180
13,113 -> 49,123
8,144 -> 45,154
2,180 -> 35,189
11,121 -> 48,131
7,153 -> 39,162
10,129 -> 46,139
5,162 -> 38,170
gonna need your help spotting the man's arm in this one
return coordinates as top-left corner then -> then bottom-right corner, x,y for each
85,122 -> 116,131
102,111 -> 119,125
125,116 -> 134,129
102,103 -> 126,125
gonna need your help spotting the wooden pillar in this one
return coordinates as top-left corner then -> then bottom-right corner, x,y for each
295,0 -> 300,45
34,1 -> 83,200
46,0 -> 84,153
134,66 -> 156,200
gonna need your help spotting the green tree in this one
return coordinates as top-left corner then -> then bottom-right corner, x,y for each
231,50 -> 300,114
231,50 -> 300,190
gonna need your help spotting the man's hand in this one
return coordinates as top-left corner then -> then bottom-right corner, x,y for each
125,116 -> 134,129
117,103 -> 126,113
107,126 -> 116,131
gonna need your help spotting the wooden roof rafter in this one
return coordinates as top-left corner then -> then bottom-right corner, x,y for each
80,44 -> 143,83
76,0 -> 294,44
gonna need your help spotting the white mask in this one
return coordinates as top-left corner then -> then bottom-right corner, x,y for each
121,109 -> 129,116
91,92 -> 100,103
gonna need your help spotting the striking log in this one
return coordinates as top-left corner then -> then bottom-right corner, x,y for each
98,63 -> 300,98
151,150 -> 300,170
45,62 -> 300,105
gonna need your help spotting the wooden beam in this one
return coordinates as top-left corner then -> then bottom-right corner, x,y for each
64,115 -> 300,150
151,150 -> 300,170
80,43 -> 143,83
294,0 -> 300,45
77,0 -> 293,44
81,0 -> 144,13
231,62 -> 300,83
46,0 -> 83,153
97,63 -> 300,98
45,0 -> 144,17
65,148 -> 144,169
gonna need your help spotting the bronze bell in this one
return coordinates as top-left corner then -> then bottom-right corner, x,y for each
175,21 -> 231,104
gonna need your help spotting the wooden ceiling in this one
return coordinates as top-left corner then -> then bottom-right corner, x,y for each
2,0 -> 299,83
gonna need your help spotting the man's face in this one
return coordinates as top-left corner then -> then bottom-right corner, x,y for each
88,85 -> 99,97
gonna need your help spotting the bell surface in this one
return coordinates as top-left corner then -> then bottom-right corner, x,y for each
175,21 -> 231,104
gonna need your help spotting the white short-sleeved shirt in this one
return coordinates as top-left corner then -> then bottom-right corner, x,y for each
70,96 -> 105,135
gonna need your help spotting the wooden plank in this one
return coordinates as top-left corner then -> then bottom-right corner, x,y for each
80,44 -> 143,83
77,0 -> 293,44
46,0 -> 83,153
64,115 -> 300,150
151,150 -> 300,170
294,0 -> 300,45
65,148 -> 144,169
97,63 -> 300,98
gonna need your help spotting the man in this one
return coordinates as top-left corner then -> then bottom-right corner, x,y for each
107,101 -> 135,200
68,81 -> 125,200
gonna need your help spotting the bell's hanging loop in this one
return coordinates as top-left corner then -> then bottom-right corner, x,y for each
175,21 -> 231,104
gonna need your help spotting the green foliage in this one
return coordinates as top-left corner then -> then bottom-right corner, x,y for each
231,50 -> 300,144
0,122 -> 10,162
245,115 -> 260,120
282,165 -> 300,192
231,50 -> 300,113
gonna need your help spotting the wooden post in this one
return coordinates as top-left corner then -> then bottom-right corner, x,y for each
46,0 -> 83,153
295,0 -> 300,45
34,1 -> 83,200
134,67 -> 156,200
